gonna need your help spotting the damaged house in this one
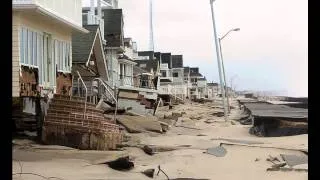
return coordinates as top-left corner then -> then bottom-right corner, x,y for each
116,49 -> 159,115
12,0 -> 89,132
12,0 -> 123,150
71,24 -> 111,105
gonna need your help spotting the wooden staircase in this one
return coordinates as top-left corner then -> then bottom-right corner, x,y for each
42,94 -> 123,150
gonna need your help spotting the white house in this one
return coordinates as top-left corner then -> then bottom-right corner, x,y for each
12,0 -> 88,131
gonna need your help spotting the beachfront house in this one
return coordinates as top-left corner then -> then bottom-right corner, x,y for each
189,67 -> 203,99
12,0 -> 88,131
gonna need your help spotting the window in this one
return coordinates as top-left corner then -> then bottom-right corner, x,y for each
173,72 -> 179,77
38,33 -> 43,85
19,27 -> 40,68
161,70 -> 166,77
119,64 -> 123,79
56,39 -> 71,72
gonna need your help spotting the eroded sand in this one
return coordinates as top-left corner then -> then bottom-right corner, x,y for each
12,99 -> 308,180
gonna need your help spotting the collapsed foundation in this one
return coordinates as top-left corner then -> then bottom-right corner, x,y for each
41,94 -> 123,150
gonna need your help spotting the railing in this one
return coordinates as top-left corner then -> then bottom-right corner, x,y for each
160,63 -> 169,69
119,75 -> 156,89
76,71 -> 87,119
92,78 -> 118,121
119,75 -> 133,86
158,85 -> 172,95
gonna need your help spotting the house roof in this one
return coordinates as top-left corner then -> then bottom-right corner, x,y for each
138,51 -> 154,61
161,53 -> 172,69
154,52 -> 161,61
71,64 -> 98,77
72,25 -> 99,63
184,67 -> 190,74
198,77 -> 207,81
189,67 -> 202,77
207,82 -> 219,86
102,9 -> 123,47
172,55 -> 183,68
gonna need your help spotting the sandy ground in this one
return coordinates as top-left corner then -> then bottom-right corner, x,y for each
12,99 -> 308,180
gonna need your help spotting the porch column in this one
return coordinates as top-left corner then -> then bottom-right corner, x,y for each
122,63 -> 125,85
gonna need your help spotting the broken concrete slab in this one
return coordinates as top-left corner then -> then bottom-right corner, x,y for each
206,146 -> 227,157
271,162 -> 287,168
117,115 -> 163,133
292,163 -> 308,170
280,154 -> 308,167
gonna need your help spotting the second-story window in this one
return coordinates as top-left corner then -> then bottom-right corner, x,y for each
161,70 -> 167,77
173,72 -> 179,77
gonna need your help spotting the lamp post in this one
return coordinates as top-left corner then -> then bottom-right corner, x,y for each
219,28 -> 240,113
209,0 -> 227,121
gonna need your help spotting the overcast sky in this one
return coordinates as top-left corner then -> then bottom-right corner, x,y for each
83,0 -> 308,97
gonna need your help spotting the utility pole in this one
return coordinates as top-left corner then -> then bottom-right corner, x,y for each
218,38 -> 230,113
209,0 -> 227,121
149,0 -> 154,51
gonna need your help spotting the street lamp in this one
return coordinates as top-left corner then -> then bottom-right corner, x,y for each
219,28 -> 240,114
209,0 -> 228,121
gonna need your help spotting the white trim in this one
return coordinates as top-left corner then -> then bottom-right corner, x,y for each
13,4 -> 89,33
20,63 -> 39,69
85,29 -> 98,67
97,28 -> 109,80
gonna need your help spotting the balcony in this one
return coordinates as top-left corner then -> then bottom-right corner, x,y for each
13,0 -> 85,32
159,76 -> 173,83
160,63 -> 169,70
158,84 -> 187,95
119,75 -> 156,90
83,12 -> 105,41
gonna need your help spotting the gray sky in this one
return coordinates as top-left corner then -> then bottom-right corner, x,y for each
83,0 -> 308,97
